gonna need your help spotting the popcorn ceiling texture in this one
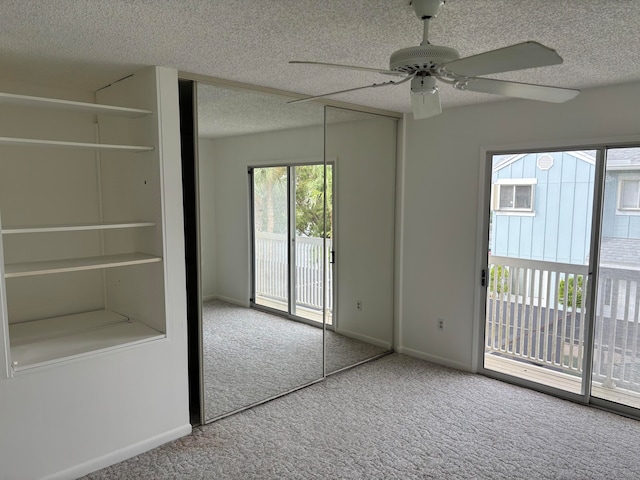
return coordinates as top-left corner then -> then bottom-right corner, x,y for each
197,83 -> 366,138
1,0 -> 640,116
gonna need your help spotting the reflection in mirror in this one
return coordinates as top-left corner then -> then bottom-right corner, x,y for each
196,83 -> 326,421
324,107 -> 397,374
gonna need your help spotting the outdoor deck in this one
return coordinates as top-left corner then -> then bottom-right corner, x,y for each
485,255 -> 640,409
485,353 -> 640,409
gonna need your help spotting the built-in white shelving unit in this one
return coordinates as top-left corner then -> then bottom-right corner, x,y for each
0,92 -> 152,117
4,253 -> 161,278
9,310 -> 164,371
0,136 -> 154,152
2,221 -> 156,235
0,77 -> 167,375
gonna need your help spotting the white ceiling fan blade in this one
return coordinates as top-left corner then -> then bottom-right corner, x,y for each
288,76 -> 412,105
442,42 -> 563,77
457,77 -> 579,103
411,88 -> 441,119
290,61 -> 407,77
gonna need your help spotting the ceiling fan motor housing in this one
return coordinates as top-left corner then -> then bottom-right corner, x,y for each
411,0 -> 446,19
390,44 -> 460,74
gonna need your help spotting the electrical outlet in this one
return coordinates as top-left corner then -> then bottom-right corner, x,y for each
437,318 -> 445,331
357,300 -> 363,311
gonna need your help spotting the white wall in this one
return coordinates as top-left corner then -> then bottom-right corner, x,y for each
326,113 -> 397,346
398,81 -> 640,371
0,67 -> 190,480
205,115 -> 396,346
198,138 -> 217,299
210,123 -> 324,306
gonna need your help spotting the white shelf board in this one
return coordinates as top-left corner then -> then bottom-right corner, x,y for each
9,309 -> 164,371
0,136 -> 154,152
2,221 -> 156,235
5,253 -> 162,278
0,92 -> 152,118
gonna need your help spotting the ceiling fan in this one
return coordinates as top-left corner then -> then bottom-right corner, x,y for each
289,0 -> 579,119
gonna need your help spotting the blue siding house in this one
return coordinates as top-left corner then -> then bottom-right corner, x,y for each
491,151 -> 596,265
491,148 -> 640,266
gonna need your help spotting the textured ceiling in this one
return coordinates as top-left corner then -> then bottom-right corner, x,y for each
2,0 -> 640,119
197,84 -> 370,138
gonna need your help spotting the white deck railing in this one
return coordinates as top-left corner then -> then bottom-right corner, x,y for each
254,232 -> 333,312
592,265 -> 640,390
486,256 -> 588,377
487,256 -> 640,394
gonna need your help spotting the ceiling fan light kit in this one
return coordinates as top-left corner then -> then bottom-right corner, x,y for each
290,0 -> 580,119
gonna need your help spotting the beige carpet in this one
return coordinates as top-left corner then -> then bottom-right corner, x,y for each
202,300 -> 388,420
85,353 -> 640,479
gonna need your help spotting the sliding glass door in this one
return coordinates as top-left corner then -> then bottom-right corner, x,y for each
591,147 -> 640,410
483,150 -> 597,396
482,144 -> 640,415
253,166 -> 289,314
251,164 -> 333,324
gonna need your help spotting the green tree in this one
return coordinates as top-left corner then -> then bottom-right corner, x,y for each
558,275 -> 583,308
489,265 -> 509,297
254,166 -> 287,233
295,164 -> 332,238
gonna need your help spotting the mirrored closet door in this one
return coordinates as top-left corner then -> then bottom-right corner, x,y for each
186,79 -> 400,423
323,107 -> 397,373
195,83 -> 325,422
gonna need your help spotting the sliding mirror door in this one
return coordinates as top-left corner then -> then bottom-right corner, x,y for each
324,107 -> 397,373
196,83 -> 325,421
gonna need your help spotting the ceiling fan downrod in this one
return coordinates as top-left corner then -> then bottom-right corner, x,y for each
411,0 -> 445,45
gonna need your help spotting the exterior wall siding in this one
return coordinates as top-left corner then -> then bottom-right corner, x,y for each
491,152 -> 595,265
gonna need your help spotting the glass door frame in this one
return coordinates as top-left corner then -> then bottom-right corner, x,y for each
477,139 -> 640,419
249,162 -> 333,329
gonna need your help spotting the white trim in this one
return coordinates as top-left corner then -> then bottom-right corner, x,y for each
492,153 -> 527,172
494,178 -> 538,185
494,211 -> 536,217
41,424 -> 192,480
616,175 -> 640,213
567,150 -> 596,165
492,151 -> 596,172
606,165 -> 640,171
396,346 -> 473,372
334,327 -> 392,350
493,181 -> 536,213
215,295 -> 250,308
179,71 -> 402,119
482,133 -> 640,156
394,117 -> 407,350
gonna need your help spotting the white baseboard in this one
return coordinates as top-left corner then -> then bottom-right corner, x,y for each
42,424 -> 192,480
215,295 -> 249,307
335,328 -> 392,350
396,346 -> 473,373
202,295 -> 249,307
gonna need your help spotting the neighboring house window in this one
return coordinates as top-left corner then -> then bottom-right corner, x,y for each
618,179 -> 640,210
493,179 -> 536,213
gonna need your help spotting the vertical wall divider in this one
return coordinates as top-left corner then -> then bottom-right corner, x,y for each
0,210 -> 11,377
94,122 -> 108,309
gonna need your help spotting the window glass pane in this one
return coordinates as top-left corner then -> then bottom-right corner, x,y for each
620,180 -> 639,209
514,185 -> 532,209
499,185 -> 514,208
